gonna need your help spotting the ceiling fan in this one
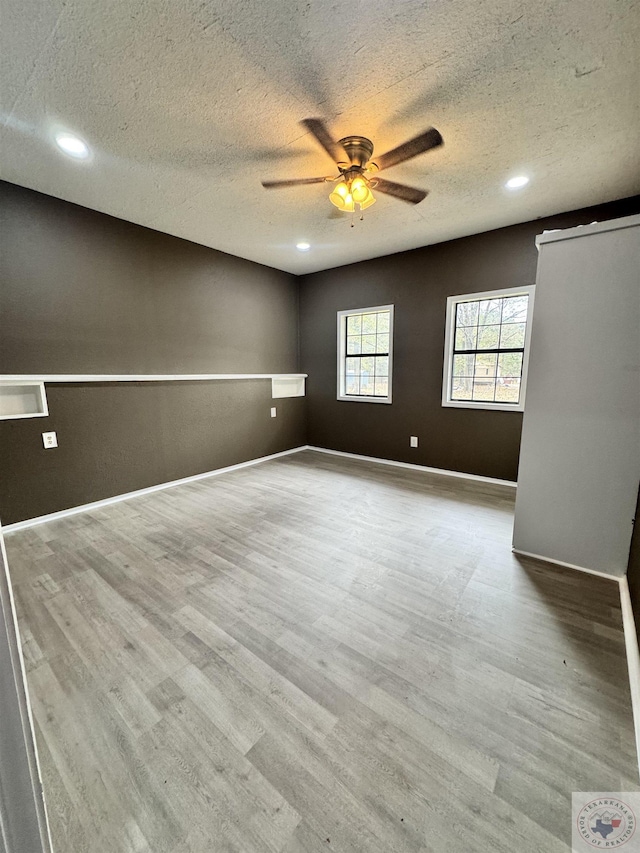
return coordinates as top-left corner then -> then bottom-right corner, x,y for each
261,118 -> 443,215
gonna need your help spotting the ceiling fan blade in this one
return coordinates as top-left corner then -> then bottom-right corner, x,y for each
301,118 -> 348,164
373,127 -> 443,171
261,176 -> 331,188
371,178 -> 428,204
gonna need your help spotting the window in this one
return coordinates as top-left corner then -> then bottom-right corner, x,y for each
337,305 -> 394,403
442,286 -> 535,411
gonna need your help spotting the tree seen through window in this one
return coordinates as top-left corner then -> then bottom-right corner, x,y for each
451,294 -> 529,404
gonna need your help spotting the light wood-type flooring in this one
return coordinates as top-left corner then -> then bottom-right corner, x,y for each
5,450 -> 637,852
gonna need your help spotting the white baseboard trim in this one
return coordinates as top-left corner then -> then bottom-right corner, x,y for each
511,548 -> 622,582
512,547 -> 639,779
307,446 -> 516,488
1,446 -> 309,534
620,576 -> 640,781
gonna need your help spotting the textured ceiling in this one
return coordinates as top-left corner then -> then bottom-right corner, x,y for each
1,0 -> 639,274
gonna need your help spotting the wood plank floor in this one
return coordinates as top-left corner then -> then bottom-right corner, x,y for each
5,450 -> 636,852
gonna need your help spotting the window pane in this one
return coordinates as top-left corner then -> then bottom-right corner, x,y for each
476,325 -> 500,349
447,289 -> 531,408
374,356 -> 389,376
452,354 -> 474,377
451,377 -> 473,400
474,353 -> 498,378
498,352 -> 523,378
495,378 -> 521,403
345,376 -> 359,395
455,326 -> 477,350
375,378 -> 389,397
361,334 -> 377,353
478,299 -> 501,325
362,313 -> 377,334
341,307 -> 392,400
346,314 -> 362,334
499,323 -> 526,348
456,301 -> 479,327
360,356 -> 374,374
501,295 -> 528,323
346,335 -> 361,354
376,312 -> 390,333
360,373 -> 375,395
376,333 -> 389,353
472,379 -> 496,401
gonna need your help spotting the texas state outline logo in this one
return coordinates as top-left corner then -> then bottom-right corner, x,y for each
573,793 -> 638,850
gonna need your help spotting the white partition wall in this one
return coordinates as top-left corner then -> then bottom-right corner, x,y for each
513,215 -> 640,577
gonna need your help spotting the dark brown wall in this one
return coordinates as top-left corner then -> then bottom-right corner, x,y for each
1,383 -> 305,525
0,182 -> 304,524
299,196 -> 640,482
1,181 -> 298,374
3,181 -> 639,524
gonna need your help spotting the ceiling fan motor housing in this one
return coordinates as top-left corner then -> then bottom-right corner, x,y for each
338,136 -> 374,169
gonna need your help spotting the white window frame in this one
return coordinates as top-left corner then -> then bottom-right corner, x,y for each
442,285 -> 535,412
337,304 -> 394,404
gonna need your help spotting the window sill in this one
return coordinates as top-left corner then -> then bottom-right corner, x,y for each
338,394 -> 392,404
442,399 -> 524,412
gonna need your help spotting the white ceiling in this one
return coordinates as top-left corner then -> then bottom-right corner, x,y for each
1,0 -> 639,274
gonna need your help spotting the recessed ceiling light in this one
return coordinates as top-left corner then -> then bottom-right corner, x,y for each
296,242 -> 311,252
55,132 -> 90,159
505,175 -> 529,189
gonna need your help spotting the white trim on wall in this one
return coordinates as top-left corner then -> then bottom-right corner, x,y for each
336,305 -> 394,404
308,446 -> 517,488
0,373 -> 307,383
2,446 -> 309,534
511,548 -> 622,581
513,546 -> 640,779
620,576 -> 640,781
441,285 -> 535,413
2,445 -> 518,534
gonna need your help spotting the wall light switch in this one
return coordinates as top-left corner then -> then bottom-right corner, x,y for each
410,436 -> 418,448
42,431 -> 58,449
270,407 -> 277,418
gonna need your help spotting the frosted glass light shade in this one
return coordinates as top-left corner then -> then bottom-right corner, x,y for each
351,177 -> 369,203
329,181 -> 350,209
359,189 -> 376,209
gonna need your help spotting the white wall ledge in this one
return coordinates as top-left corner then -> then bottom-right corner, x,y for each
0,373 -> 307,383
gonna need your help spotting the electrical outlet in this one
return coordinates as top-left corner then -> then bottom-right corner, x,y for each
42,431 -> 58,449
270,407 -> 277,418
410,436 -> 418,448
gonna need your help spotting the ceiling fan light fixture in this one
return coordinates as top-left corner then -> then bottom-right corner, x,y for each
350,177 -> 369,203
329,180 -> 352,210
358,189 -> 376,210
263,118 -> 441,216
343,193 -> 355,212
330,177 -> 374,213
